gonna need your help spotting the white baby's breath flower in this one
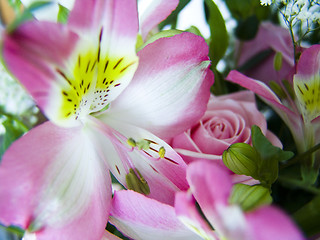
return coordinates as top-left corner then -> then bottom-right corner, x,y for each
0,63 -> 39,130
260,0 -> 273,6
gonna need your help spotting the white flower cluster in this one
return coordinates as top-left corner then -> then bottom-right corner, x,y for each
261,0 -> 320,43
0,63 -> 38,132
284,0 -> 320,23
260,0 -> 273,6
261,0 -> 320,23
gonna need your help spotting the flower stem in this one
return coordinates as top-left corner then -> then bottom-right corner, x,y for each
281,142 -> 320,169
278,176 -> 320,195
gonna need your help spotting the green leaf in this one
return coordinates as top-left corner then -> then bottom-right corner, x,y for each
6,0 -> 22,13
229,184 -> 272,211
204,0 -> 229,67
224,0 -> 270,40
158,0 -> 191,29
224,0 -> 252,20
224,0 -> 270,20
235,15 -> 259,41
7,1 -> 52,32
293,195 -> 320,237
184,25 -> 203,37
251,125 -> 294,185
0,225 -> 25,238
57,4 -> 69,24
137,29 -> 183,51
0,118 -> 28,160
252,125 -> 294,162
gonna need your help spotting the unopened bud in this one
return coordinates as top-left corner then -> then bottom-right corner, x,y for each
223,143 -> 260,179
282,79 -> 295,100
230,184 -> 272,211
269,81 -> 287,99
126,168 -> 150,195
273,51 -> 283,71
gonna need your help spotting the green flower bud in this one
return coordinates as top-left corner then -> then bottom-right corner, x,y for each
273,51 -> 283,71
269,80 -> 287,99
223,143 -> 260,178
230,184 -> 272,212
125,168 -> 150,195
282,79 -> 295,100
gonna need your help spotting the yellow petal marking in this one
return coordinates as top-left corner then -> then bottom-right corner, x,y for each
293,74 -> 320,122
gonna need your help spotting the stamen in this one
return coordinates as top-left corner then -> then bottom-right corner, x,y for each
127,138 -> 137,147
158,147 -> 166,158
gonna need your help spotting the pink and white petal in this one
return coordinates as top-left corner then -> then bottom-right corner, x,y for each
231,174 -> 260,185
214,204 -> 250,240
68,0 -> 138,39
2,21 -> 78,114
138,0 -> 179,40
66,0 -> 140,117
237,22 -> 294,68
101,231 -> 123,240
0,122 -> 111,240
109,190 -> 202,240
109,32 -> 213,140
295,45 -> 320,78
88,116 -> 189,205
187,161 -> 232,223
175,192 -> 217,239
226,70 -> 298,120
245,206 -> 305,240
68,0 -> 138,64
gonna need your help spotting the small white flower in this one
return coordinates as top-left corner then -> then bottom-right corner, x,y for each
260,0 -> 273,6
0,63 -> 39,127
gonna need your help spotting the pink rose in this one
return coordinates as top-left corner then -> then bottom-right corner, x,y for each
171,90 -> 282,165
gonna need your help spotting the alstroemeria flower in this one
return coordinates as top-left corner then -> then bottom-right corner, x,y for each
109,190 -> 203,240
175,161 -> 305,240
0,0 -> 213,239
108,161 -> 305,240
20,0 -> 179,42
236,22 -> 294,84
226,45 -> 320,154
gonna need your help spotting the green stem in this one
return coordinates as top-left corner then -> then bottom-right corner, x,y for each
281,142 -> 320,169
278,176 -> 320,195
